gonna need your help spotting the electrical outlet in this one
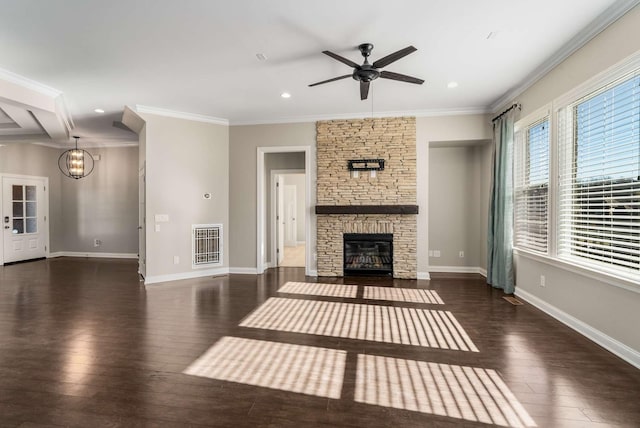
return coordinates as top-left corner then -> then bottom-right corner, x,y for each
173,256 -> 180,265
459,251 -> 464,258
540,275 -> 546,287
433,250 -> 441,258
94,239 -> 102,247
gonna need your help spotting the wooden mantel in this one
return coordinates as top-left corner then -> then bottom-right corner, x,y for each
315,205 -> 419,215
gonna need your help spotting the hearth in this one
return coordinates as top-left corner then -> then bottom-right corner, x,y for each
343,233 -> 393,277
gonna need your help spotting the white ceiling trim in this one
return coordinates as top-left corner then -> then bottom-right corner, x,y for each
0,67 -> 62,99
230,106 -> 490,126
490,0 -> 640,112
135,105 -> 229,126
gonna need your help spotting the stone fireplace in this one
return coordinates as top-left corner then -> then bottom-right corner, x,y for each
316,117 -> 417,279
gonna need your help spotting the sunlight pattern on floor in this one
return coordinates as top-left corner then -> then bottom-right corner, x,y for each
363,286 -> 444,304
240,298 -> 478,351
355,355 -> 536,427
278,281 -> 357,298
184,336 -> 346,399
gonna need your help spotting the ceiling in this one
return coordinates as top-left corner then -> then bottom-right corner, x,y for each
0,0 -> 634,147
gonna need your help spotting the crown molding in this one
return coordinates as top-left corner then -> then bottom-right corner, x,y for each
490,0 -> 640,112
0,67 -> 62,98
230,106 -> 490,126
135,105 -> 229,126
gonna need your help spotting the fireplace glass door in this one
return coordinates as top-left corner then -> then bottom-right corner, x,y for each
343,233 -> 393,276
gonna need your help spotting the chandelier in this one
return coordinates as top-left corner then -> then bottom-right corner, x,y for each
58,136 -> 95,179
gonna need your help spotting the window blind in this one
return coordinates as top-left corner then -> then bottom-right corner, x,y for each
514,118 -> 549,253
557,72 -> 640,274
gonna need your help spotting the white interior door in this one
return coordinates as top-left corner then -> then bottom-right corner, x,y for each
284,184 -> 297,247
277,177 -> 285,265
2,176 -> 47,264
138,166 -> 146,278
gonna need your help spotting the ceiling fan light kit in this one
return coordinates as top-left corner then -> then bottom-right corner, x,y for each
309,43 -> 424,100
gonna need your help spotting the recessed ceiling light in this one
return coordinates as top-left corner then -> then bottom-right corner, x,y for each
281,92 -> 291,99
256,53 -> 268,61
447,81 -> 459,89
94,108 -> 105,113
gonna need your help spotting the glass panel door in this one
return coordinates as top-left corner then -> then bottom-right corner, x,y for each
11,185 -> 37,234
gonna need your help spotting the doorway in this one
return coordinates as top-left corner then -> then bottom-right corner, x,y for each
138,165 -> 146,278
257,146 -> 314,276
1,174 -> 49,264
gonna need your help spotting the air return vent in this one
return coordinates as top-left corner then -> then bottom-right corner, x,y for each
192,224 -> 222,267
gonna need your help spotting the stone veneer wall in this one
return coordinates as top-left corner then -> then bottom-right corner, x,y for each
316,117 -> 417,279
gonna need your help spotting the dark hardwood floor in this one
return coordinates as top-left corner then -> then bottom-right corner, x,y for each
1,258 -> 639,427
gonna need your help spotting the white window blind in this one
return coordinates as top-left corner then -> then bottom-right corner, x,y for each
557,71 -> 640,275
514,118 -> 549,253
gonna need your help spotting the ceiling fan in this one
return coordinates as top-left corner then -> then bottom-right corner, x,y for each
309,43 -> 424,100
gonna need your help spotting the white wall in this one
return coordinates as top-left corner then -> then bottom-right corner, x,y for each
283,173 -> 306,243
142,113 -> 229,282
500,5 -> 640,361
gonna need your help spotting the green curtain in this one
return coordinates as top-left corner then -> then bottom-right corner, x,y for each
487,110 -> 515,294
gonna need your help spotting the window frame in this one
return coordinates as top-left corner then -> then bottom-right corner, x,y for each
513,107 -> 551,255
513,51 -> 640,292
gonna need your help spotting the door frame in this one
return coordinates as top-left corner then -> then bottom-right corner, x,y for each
270,169 -> 304,268
138,165 -> 146,278
257,145 -> 314,276
0,173 -> 50,265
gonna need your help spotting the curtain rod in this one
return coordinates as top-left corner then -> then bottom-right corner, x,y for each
492,103 -> 521,122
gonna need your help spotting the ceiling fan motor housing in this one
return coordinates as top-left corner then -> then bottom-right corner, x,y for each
353,66 -> 380,82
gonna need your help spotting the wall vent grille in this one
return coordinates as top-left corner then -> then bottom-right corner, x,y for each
192,224 -> 222,267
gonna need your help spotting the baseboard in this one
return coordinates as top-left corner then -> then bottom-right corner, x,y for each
417,272 -> 431,280
515,288 -> 640,370
49,252 -> 138,259
229,267 -> 259,274
429,266 -> 487,276
145,267 -> 229,285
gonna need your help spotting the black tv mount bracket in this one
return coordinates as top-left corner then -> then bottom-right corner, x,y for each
347,159 -> 385,171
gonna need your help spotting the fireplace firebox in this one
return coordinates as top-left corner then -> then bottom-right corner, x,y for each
343,233 -> 393,277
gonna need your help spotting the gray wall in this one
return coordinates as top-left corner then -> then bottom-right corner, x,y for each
229,117 -> 492,273
0,143 -> 138,255
429,142 -> 490,269
59,146 -> 138,254
416,115 -> 493,276
142,113 -> 229,279
265,152 -> 305,264
0,143 -> 63,252
229,123 -> 316,270
504,5 -> 640,355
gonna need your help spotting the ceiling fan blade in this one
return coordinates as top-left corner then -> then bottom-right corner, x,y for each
309,74 -> 352,87
360,81 -> 370,100
322,50 -> 360,68
372,46 -> 417,69
380,70 -> 424,85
